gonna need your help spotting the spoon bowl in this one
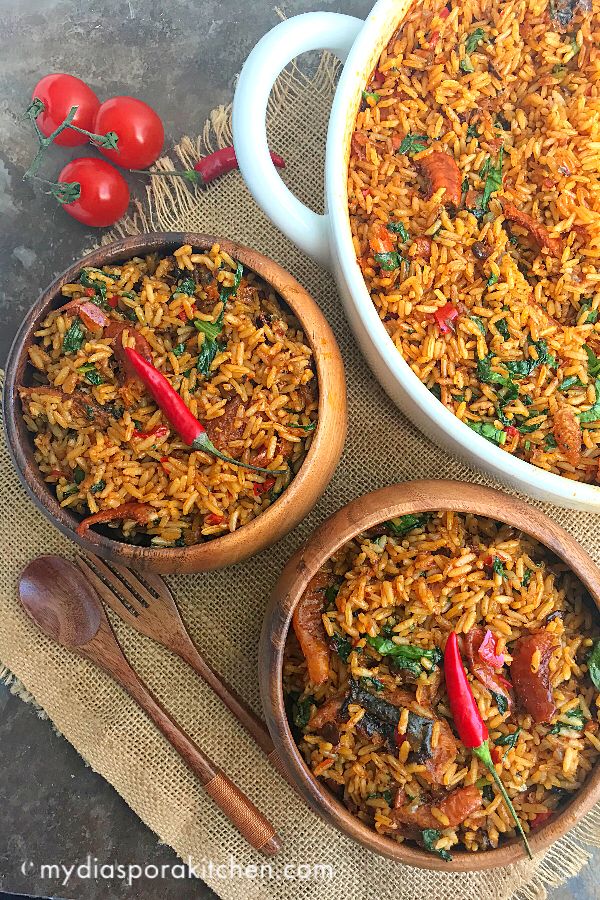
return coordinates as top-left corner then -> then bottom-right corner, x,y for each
20,555 -> 102,647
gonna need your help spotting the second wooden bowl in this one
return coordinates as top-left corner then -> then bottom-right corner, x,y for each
260,480 -> 600,870
4,232 -> 347,573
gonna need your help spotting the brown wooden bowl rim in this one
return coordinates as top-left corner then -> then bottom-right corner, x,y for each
261,479 -> 600,871
3,232 -> 347,570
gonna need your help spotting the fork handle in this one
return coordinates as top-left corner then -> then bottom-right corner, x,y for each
175,638 -> 280,760
94,640 -> 281,856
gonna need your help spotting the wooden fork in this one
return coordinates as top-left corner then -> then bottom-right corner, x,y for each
76,554 -> 286,778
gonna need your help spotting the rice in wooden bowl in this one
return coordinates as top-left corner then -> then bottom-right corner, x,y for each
261,481 -> 600,870
4,233 -> 346,573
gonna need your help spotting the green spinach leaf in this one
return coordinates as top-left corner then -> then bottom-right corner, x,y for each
491,691 -> 509,714
467,421 -> 507,445
588,640 -> 600,690
63,319 -> 85,354
374,251 -> 403,270
385,513 -> 430,536
422,829 -> 452,861
579,379 -> 600,423
398,132 -> 429,155
386,221 -> 410,242
479,147 -> 504,211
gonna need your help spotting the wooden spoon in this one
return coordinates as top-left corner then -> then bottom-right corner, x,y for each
18,555 -> 281,856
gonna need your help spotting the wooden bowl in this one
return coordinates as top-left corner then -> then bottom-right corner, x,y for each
260,480 -> 600,870
4,232 -> 347,574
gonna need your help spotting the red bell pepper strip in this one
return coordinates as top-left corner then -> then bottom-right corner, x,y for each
434,302 -> 459,334
254,477 -> 276,496
123,347 -> 287,475
444,632 -> 532,858
478,629 -> 504,668
132,424 -> 170,441
205,512 -> 225,526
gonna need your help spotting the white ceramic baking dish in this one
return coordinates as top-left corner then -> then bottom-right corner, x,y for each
232,0 -> 600,511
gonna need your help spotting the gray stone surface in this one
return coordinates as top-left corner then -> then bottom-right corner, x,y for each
0,0 -> 597,898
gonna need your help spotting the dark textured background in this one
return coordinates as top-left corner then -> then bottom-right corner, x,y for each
0,0 -> 597,897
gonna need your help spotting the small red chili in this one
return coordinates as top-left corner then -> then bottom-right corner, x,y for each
444,632 -> 532,858
132,424 -> 170,441
478,629 -> 504,668
193,146 -> 285,185
253,477 -> 276,497
434,302 -> 459,334
124,347 -> 287,475
205,513 -> 225,526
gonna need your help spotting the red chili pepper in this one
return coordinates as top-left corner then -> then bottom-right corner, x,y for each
434,302 -> 459,334
132,424 -> 170,441
253,477 -> 276,497
205,512 -> 225,526
193,146 -> 285,185
444,632 -> 532,858
478,629 -> 504,668
123,347 -> 287,475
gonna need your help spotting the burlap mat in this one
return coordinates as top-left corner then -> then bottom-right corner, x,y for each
2,52 -> 600,900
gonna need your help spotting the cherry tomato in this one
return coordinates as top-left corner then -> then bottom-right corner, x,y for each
32,74 -> 99,147
94,97 -> 164,169
57,158 -> 130,227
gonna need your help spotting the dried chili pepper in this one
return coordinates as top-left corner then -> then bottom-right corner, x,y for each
194,146 -> 285,184
133,146 -> 285,188
123,347 -> 287,475
444,631 -> 532,858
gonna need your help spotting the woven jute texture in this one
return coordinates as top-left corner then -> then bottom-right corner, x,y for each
2,53 -> 600,900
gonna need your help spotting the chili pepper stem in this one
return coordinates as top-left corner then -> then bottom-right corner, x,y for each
130,168 -> 203,186
473,741 -> 533,859
192,433 -> 288,476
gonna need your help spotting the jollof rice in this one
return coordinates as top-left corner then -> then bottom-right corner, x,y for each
349,0 -> 600,483
20,244 -> 317,545
284,511 -> 600,857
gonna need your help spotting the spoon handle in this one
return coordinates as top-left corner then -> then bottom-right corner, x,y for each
175,637 -> 278,757
89,635 -> 281,856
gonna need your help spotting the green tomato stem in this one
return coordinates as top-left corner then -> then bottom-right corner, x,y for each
23,102 -> 118,186
473,741 -> 533,859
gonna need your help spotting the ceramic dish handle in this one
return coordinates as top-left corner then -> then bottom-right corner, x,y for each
232,13 -> 363,270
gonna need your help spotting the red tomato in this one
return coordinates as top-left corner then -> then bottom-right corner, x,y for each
94,97 -> 164,169
57,158 -> 130,227
32,74 -> 99,147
